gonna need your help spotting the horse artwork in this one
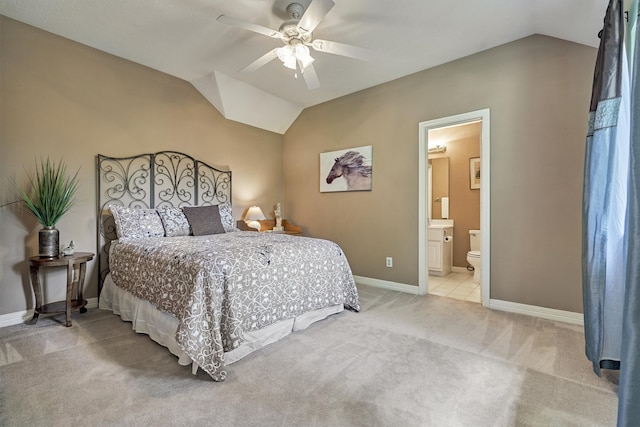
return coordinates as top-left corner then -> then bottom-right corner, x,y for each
320,146 -> 372,192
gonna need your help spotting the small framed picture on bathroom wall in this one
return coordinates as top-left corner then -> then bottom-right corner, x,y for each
469,157 -> 480,190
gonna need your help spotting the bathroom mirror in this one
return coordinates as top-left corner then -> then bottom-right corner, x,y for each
429,156 -> 449,219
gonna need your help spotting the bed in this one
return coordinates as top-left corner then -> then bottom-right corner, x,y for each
96,151 -> 359,381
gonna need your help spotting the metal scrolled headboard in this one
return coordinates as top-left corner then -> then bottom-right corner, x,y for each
96,151 -> 232,293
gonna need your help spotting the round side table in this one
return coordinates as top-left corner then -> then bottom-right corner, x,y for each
28,252 -> 94,327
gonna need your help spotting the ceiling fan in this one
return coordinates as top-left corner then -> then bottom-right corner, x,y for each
217,0 -> 371,90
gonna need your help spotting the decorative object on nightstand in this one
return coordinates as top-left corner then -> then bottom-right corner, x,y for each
14,158 -> 80,258
244,206 -> 266,231
274,202 -> 284,231
62,240 -> 75,256
28,252 -> 94,327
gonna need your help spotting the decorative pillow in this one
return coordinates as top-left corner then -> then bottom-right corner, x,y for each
218,202 -> 238,232
156,206 -> 191,237
109,205 -> 165,239
182,205 -> 226,236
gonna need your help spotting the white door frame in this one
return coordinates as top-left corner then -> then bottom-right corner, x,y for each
418,109 -> 491,307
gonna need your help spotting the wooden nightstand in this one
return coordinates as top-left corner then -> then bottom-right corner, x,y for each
236,219 -> 303,235
28,252 -> 94,327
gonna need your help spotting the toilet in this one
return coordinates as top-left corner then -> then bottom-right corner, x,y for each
467,230 -> 481,284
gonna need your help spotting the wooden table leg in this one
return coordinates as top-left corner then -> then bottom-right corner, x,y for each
28,264 -> 41,324
65,263 -> 73,327
77,262 -> 88,313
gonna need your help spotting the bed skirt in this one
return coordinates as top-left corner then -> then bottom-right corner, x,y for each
98,274 -> 344,374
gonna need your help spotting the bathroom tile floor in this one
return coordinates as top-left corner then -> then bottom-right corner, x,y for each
429,271 -> 481,303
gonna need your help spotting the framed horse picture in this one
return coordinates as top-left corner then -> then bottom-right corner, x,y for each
320,145 -> 372,192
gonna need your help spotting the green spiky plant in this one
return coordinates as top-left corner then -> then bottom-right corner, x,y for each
15,158 -> 80,227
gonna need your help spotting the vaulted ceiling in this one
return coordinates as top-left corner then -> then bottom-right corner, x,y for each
0,0 -> 609,133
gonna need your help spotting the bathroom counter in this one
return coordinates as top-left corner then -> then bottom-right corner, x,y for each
428,219 -> 454,229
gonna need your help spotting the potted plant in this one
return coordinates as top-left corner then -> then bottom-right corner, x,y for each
15,158 -> 80,258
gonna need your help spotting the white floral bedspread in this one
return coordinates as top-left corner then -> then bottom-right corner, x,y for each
109,231 -> 359,381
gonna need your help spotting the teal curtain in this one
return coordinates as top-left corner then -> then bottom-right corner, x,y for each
582,0 -> 629,376
619,1 -> 640,425
582,1 -> 640,425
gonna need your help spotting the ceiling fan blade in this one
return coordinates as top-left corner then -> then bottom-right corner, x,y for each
239,48 -> 280,73
310,39 -> 373,61
217,14 -> 284,39
302,63 -> 320,90
297,0 -> 335,34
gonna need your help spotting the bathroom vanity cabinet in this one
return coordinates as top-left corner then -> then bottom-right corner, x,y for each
428,226 -> 453,276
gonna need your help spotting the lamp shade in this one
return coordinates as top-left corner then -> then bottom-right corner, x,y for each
294,44 -> 314,69
245,206 -> 266,231
245,206 -> 266,221
277,45 -> 297,70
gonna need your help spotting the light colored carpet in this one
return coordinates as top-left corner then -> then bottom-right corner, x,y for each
0,285 -> 618,426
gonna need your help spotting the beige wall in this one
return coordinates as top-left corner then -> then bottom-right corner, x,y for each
283,35 -> 595,313
0,17 -> 596,318
0,17 -> 284,316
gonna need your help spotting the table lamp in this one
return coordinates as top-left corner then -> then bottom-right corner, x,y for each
244,206 -> 266,231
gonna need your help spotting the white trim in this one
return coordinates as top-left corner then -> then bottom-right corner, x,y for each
489,299 -> 584,326
0,310 -> 32,328
0,297 -> 99,328
1,294 -> 583,329
354,275 -> 424,295
418,109 -> 491,306
451,266 -> 472,274
354,276 -> 584,326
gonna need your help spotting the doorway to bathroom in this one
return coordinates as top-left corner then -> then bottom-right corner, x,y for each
418,109 -> 491,307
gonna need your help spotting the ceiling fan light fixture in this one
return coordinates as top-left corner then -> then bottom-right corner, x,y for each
277,45 -> 298,69
277,43 -> 314,70
295,44 -> 314,69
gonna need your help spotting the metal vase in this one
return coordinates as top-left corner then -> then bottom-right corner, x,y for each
39,226 -> 59,258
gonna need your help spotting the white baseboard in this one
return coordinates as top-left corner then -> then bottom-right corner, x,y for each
354,275 -> 584,326
489,299 -> 584,326
353,275 -> 424,295
0,297 -> 99,328
1,293 -> 583,329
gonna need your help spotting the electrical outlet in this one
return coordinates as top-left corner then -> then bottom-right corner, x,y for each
386,257 -> 393,268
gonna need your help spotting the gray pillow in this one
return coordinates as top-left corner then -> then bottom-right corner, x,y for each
182,205 -> 226,236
